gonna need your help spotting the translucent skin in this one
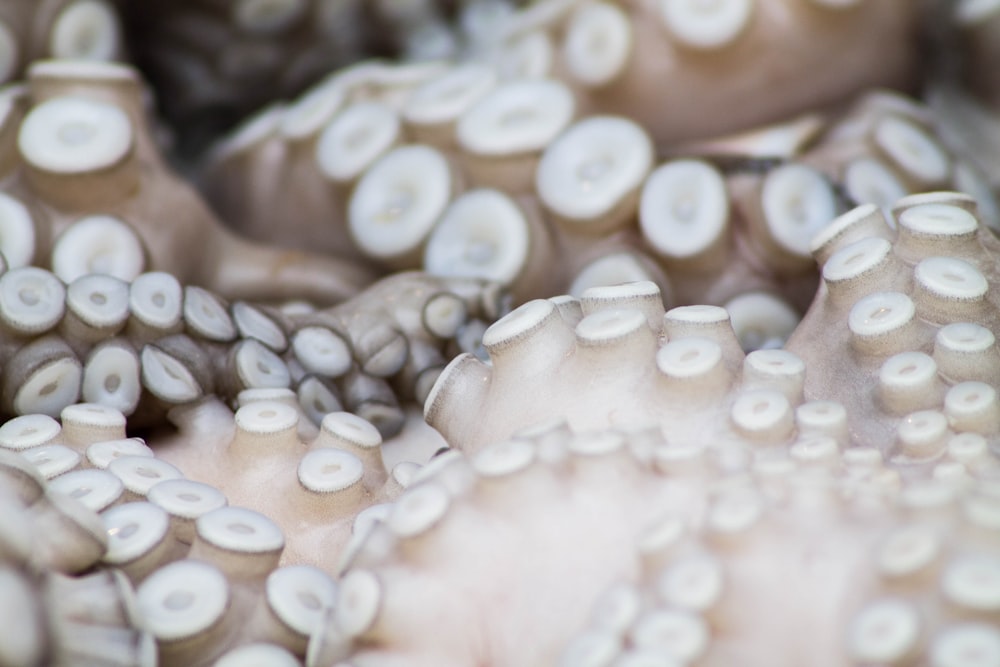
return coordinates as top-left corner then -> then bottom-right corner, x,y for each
330,425 -> 1000,667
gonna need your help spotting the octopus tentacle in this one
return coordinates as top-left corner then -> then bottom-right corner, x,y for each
321,423 -> 999,666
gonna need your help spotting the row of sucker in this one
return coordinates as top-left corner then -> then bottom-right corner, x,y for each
0,255 -> 501,438
199,60 -> 997,355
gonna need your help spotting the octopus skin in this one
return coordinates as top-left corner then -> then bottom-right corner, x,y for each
921,3 -> 1000,200
105,0 -> 923,152
197,71 -> 749,306
130,399 -> 407,573
0,2 -> 997,667
2,194 -> 998,666
0,446 -> 108,575
425,278 -> 808,453
199,59 -> 459,262
0,386 -> 461,665
795,90 -> 997,227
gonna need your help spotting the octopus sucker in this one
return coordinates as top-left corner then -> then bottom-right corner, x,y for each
0,2 -> 998,667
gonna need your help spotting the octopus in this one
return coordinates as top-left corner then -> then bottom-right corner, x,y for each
0,1 -> 999,666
